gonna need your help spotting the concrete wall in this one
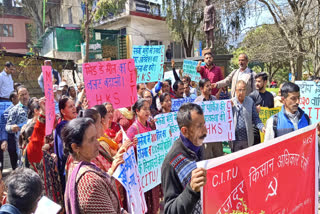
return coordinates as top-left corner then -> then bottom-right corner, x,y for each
60,0 -> 83,25
95,14 -> 172,58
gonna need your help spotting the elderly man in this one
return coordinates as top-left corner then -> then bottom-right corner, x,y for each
230,80 -> 264,152
0,168 -> 43,214
265,82 -> 313,141
213,53 -> 256,97
0,62 -> 15,102
5,86 -> 30,169
196,52 -> 223,96
162,103 -> 207,214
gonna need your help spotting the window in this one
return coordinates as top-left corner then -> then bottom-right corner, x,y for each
0,25 -> 13,37
145,40 -> 162,46
68,7 -> 73,24
134,0 -> 161,16
12,0 -> 22,7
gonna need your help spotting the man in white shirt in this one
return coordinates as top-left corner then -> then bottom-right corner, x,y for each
212,53 -> 257,97
0,61 -> 15,101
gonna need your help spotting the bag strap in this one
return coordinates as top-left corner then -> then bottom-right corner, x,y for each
134,122 -> 140,134
273,114 -> 278,138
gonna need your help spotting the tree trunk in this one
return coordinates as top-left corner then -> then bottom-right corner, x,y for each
182,38 -> 192,57
296,54 -> 303,80
290,59 -> 296,82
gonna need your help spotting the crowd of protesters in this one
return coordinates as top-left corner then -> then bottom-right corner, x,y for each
0,52 -> 319,214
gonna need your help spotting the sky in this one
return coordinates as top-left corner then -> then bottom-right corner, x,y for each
230,1 -> 275,47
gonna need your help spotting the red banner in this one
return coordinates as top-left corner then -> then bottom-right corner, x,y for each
198,124 -> 318,214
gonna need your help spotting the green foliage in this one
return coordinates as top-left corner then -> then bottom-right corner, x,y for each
162,0 -> 203,56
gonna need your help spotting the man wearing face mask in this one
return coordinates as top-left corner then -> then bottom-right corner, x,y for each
161,103 -> 207,214
231,80 -> 265,152
196,52 -> 223,96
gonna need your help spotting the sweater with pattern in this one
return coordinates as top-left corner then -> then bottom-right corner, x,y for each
161,137 -> 203,214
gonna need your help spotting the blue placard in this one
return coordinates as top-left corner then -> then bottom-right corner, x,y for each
182,59 -> 205,82
133,45 -> 165,83
171,97 -> 196,112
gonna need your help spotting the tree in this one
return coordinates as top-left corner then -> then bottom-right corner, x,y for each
241,24 -> 290,80
82,0 -> 126,62
162,0 -> 203,57
20,0 -> 60,40
255,0 -> 320,81
162,0 -> 248,57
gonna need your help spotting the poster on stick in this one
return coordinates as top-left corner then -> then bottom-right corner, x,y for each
133,45 -> 165,83
197,124 -> 318,214
296,81 -> 320,124
182,59 -> 205,82
82,59 -> 137,109
113,146 -> 147,214
195,100 -> 235,143
42,66 -> 55,136
136,128 -> 172,192
155,112 -> 179,142
171,97 -> 196,112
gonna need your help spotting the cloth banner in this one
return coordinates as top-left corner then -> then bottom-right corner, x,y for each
154,112 -> 179,142
136,128 -> 172,192
171,97 -> 196,112
42,66 -> 55,136
182,59 -> 205,82
82,59 -> 137,108
296,81 -> 320,124
197,124 -> 318,214
113,146 -> 147,214
259,107 -> 281,142
0,102 -> 11,141
195,100 -> 235,143
133,45 -> 165,83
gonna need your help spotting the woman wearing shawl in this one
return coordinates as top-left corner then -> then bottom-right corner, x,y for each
20,98 -> 63,206
63,118 -> 127,214
54,97 -> 77,192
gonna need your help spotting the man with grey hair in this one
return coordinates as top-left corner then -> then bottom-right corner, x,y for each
212,53 -> 257,97
161,103 -> 207,214
5,86 -> 30,169
0,167 -> 43,214
231,80 -> 265,152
